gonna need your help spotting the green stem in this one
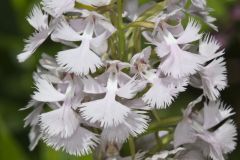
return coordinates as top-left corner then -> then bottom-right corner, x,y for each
117,0 -> 126,61
75,2 -> 96,11
128,136 -> 135,160
124,21 -> 155,29
140,116 -> 182,137
151,110 -> 162,147
136,1 -> 166,21
152,110 -> 161,122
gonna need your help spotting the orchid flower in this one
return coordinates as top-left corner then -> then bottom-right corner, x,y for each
17,6 -> 50,62
55,11 -> 116,75
142,70 -> 188,108
145,19 -> 205,78
18,0 -> 237,159
174,97 -> 237,160
190,35 -> 227,100
80,61 -> 145,128
130,47 -> 188,108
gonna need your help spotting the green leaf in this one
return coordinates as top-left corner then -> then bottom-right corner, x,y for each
0,115 -> 29,160
40,143 -> 93,160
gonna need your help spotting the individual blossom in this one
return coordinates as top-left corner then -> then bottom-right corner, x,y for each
101,99 -> 149,142
188,1 -> 218,31
20,100 -> 44,151
130,47 -> 188,109
80,61 -> 146,129
55,10 -> 116,75
190,35 -> 227,101
17,5 -> 50,62
174,96 -> 237,160
17,1 -> 76,63
144,19 -> 205,78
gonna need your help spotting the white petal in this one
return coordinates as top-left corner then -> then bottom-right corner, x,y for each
40,106 -> 80,138
203,101 -> 234,129
117,72 -> 132,87
199,34 -> 224,61
24,104 -> 43,127
161,75 -> 189,93
56,41 -> 103,75
29,125 -> 42,151
27,5 -> 48,31
17,30 -> 49,62
143,78 -> 179,108
69,18 -> 86,33
183,95 -> 203,118
82,75 -> 106,94
20,100 -> 41,110
155,42 -> 170,58
41,0 -> 75,17
51,20 -> 82,41
39,53 -> 58,70
205,16 -> 218,31
117,77 -> 146,99
90,31 -> 108,55
43,127 -> 99,156
95,19 -> 116,36
81,98 -> 131,128
101,111 -> 149,142
201,57 -> 227,100
163,21 -> 184,38
189,74 -> 203,89
177,19 -> 202,44
213,120 -> 237,154
159,44 -> 204,78
131,46 -> 151,65
123,0 -> 138,21
123,99 -> 149,110
174,120 -> 197,148
32,78 -> 66,102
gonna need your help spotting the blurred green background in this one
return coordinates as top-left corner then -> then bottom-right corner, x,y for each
0,0 -> 239,159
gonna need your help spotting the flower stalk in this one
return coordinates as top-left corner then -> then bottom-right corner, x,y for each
117,0 -> 126,61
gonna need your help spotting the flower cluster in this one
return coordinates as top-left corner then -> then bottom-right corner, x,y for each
19,0 -> 237,159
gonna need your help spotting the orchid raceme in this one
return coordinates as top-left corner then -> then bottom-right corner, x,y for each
18,0 -> 237,159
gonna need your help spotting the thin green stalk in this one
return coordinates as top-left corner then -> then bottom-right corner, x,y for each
128,136 -> 136,160
140,116 -> 182,137
117,0 -> 126,61
75,2 -> 96,11
151,110 -> 162,147
124,21 -> 155,29
152,109 -> 161,122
